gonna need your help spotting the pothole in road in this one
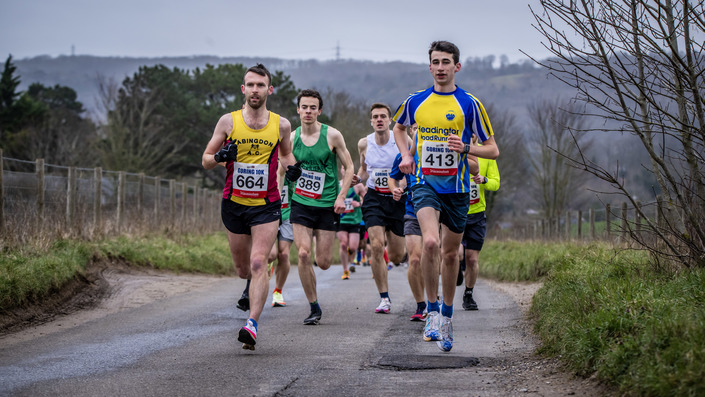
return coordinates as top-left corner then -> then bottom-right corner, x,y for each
375,354 -> 480,370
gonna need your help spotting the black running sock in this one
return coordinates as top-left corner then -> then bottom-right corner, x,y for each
465,287 -> 473,294
244,279 -> 251,294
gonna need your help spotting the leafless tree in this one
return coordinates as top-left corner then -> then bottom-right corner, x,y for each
482,103 -> 528,229
94,75 -> 188,174
527,98 -> 591,221
527,0 -> 705,267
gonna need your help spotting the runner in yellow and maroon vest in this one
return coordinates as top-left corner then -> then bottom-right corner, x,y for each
222,109 -> 282,206
201,64 -> 296,352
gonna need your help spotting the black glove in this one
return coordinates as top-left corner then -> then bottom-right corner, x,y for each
214,142 -> 237,163
285,161 -> 303,182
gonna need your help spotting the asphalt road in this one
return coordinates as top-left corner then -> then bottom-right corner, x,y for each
0,264 -> 571,397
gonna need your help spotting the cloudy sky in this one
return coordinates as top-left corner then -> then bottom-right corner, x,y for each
1,0 -> 551,64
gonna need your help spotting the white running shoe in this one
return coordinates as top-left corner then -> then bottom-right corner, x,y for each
375,297 -> 391,313
437,316 -> 454,352
238,319 -> 257,350
423,311 -> 441,341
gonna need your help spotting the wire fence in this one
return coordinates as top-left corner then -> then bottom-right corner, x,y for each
495,200 -> 663,246
0,150 -> 221,245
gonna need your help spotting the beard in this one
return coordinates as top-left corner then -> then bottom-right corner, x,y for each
246,95 -> 266,110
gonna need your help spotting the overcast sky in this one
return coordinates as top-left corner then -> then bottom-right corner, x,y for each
1,0 -> 551,64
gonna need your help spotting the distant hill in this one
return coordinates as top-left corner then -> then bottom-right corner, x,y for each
13,55 -> 574,123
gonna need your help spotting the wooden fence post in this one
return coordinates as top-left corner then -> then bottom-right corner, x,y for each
94,167 -> 102,235
181,182 -> 187,231
36,159 -> 45,226
192,186 -> 199,228
66,166 -> 77,233
635,200 -> 642,240
533,221 -> 538,240
169,179 -> 175,230
577,210 -> 583,240
137,173 -> 145,215
154,177 -> 160,228
565,211 -> 571,240
656,195 -> 663,230
117,171 -> 126,233
620,202 -> 628,243
605,204 -> 611,240
589,208 -> 596,240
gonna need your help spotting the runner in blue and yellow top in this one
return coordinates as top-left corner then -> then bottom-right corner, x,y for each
288,89 -> 356,326
202,64 -> 297,351
460,135 -> 500,311
392,41 -> 499,352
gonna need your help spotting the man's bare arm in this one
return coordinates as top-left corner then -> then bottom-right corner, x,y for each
202,113 -> 232,170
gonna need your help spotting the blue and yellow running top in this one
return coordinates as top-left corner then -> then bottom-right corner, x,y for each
393,85 -> 494,194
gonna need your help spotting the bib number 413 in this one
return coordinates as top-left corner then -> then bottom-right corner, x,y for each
421,141 -> 458,176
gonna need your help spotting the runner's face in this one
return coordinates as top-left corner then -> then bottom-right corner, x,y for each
370,108 -> 390,133
241,72 -> 272,109
297,96 -> 322,125
429,51 -> 460,87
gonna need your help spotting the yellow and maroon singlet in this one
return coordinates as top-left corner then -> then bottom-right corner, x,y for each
222,110 -> 281,206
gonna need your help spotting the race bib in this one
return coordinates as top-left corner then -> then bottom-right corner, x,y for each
469,182 -> 480,205
232,163 -> 269,198
294,169 -> 326,199
280,186 -> 289,209
421,141 -> 458,176
371,168 -> 391,193
343,197 -> 354,213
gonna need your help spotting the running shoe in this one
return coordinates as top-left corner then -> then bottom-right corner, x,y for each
410,310 -> 426,322
304,307 -> 322,325
462,291 -> 478,311
437,316 -> 454,352
236,291 -> 250,311
272,291 -> 286,307
423,311 -> 441,341
375,297 -> 391,314
267,262 -> 274,279
341,270 -> 350,280
349,264 -> 356,273
238,319 -> 257,350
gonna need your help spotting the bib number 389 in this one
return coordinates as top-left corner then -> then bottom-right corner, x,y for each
232,163 -> 269,198
421,141 -> 458,176
295,170 -> 325,199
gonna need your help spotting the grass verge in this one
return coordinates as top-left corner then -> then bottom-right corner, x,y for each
0,233 -> 234,310
483,240 -> 705,396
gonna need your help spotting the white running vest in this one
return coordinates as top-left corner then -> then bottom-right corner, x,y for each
364,131 -> 400,194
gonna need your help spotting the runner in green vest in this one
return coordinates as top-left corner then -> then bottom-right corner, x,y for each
287,89 -> 356,325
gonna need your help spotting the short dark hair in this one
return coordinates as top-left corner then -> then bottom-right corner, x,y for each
244,63 -> 272,85
429,41 -> 460,64
297,89 -> 323,110
370,102 -> 391,117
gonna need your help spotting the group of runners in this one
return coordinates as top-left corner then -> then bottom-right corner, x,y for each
202,40 -> 500,352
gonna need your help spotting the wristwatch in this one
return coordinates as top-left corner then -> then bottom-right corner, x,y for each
463,144 -> 470,154
483,176 -> 488,184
